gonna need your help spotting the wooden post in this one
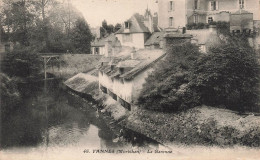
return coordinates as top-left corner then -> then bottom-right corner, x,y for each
44,57 -> 47,80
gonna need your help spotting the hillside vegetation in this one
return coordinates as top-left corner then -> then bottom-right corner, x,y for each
138,37 -> 260,113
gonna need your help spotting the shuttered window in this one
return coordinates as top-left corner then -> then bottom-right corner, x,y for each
194,0 -> 198,9
169,17 -> 174,27
209,1 -> 218,11
239,0 -> 244,9
169,1 -> 175,11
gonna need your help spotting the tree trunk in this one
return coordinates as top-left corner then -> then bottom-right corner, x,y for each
41,0 -> 50,50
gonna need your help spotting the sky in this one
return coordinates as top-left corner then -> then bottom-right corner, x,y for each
71,0 -> 158,28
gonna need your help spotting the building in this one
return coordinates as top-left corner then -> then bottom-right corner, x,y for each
115,9 -> 160,49
91,34 -> 122,56
157,0 -> 260,30
98,49 -> 165,110
188,25 -> 222,53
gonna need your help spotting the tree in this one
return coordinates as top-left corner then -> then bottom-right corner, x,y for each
190,42 -> 260,112
138,43 -> 201,112
114,23 -> 122,32
70,18 -> 93,53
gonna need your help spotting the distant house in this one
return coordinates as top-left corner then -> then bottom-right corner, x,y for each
91,34 -> 122,57
115,9 -> 160,49
156,0 -> 260,31
230,10 -> 254,34
98,49 -> 165,110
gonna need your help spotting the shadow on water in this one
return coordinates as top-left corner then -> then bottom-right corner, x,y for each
1,79 -> 159,150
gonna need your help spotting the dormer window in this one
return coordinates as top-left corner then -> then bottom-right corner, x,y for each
125,22 -> 130,29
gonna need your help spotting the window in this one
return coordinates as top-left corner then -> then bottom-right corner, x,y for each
210,1 -> 217,11
95,47 -> 99,54
169,17 -> 174,27
239,0 -> 244,9
194,15 -> 198,23
208,17 -> 213,23
119,68 -> 124,74
125,22 -> 130,29
194,0 -> 198,9
169,1 -> 175,11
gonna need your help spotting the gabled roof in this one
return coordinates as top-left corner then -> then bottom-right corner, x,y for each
98,49 -> 165,80
116,13 -> 150,34
153,16 -> 161,32
145,31 -> 164,46
91,34 -> 118,47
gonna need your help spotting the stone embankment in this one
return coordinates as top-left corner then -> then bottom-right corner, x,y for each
64,72 -> 260,148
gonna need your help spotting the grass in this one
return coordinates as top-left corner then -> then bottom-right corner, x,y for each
121,105 -> 260,147
46,54 -> 101,79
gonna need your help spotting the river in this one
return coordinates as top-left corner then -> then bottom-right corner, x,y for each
1,80 -> 158,152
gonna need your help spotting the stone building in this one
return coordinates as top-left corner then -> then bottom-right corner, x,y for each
115,9 -> 160,49
156,0 -> 260,30
98,49 -> 165,110
91,34 -> 122,57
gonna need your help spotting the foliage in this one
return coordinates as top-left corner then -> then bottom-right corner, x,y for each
189,42 -> 260,112
186,22 -> 206,30
138,43 -> 201,112
71,18 -> 93,53
0,73 -> 21,120
100,20 -> 121,37
0,0 -> 91,53
186,21 -> 230,35
139,36 -> 259,113
1,47 -> 42,77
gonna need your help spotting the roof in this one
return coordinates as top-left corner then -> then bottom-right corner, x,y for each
145,31 -> 164,46
153,16 -> 161,32
116,13 -> 150,34
98,48 -> 165,80
232,9 -> 252,15
164,33 -> 193,38
117,60 -> 141,68
91,34 -> 118,47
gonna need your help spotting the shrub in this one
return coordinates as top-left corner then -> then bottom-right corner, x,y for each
189,43 -> 260,112
138,43 -> 201,112
1,47 -> 42,77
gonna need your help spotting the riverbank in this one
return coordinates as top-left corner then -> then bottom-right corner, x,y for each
64,73 -> 260,148
46,54 -> 101,79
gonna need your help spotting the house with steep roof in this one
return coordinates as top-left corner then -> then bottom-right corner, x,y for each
115,9 -> 160,49
91,34 -> 122,57
144,31 -> 165,49
98,48 -> 165,110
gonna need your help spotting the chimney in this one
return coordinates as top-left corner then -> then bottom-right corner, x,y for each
131,48 -> 136,59
105,40 -> 112,57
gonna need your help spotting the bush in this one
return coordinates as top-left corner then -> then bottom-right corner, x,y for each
1,47 -> 42,77
189,43 -> 260,112
138,43 -> 201,112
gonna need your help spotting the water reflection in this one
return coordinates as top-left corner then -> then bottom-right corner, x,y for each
1,80 -> 158,152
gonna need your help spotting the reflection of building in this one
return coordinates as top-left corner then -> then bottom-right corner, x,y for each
157,0 -> 260,31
